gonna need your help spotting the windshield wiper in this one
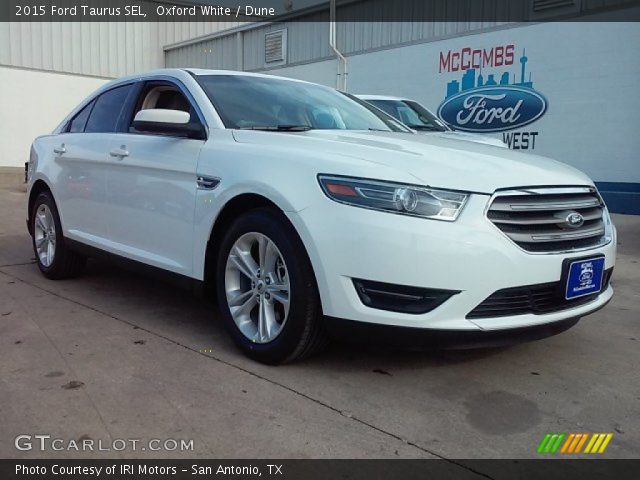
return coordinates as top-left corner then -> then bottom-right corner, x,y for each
407,124 -> 443,132
239,125 -> 313,132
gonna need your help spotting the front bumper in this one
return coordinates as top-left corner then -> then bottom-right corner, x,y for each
289,193 -> 616,332
324,315 -> 585,349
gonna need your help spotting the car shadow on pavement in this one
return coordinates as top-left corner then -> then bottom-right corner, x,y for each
77,258 -> 512,371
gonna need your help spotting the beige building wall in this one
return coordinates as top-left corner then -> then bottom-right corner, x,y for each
0,66 -> 108,168
0,21 -> 242,78
0,19 -> 241,169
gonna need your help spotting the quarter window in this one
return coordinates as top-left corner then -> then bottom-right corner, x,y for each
68,99 -> 95,133
85,84 -> 133,133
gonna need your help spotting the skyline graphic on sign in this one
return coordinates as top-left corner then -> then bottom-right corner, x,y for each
445,49 -> 534,98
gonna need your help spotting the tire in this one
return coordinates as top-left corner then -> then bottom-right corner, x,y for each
215,208 -> 327,364
31,191 -> 85,279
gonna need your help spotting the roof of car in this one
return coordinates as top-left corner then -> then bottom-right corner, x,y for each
355,94 -> 412,101
184,68 -> 312,83
104,68 -> 315,88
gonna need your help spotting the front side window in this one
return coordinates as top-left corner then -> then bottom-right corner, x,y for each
85,84 -> 133,133
368,99 -> 448,132
196,75 -> 409,132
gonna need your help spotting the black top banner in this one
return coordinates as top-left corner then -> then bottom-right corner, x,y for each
3,0 -> 640,22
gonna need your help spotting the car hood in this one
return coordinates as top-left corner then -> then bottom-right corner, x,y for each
231,130 -> 593,194
425,130 -> 507,148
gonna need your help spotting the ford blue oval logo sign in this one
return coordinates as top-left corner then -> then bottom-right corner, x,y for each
437,86 -> 547,133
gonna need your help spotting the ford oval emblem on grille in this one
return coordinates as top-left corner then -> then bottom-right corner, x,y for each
565,212 -> 584,228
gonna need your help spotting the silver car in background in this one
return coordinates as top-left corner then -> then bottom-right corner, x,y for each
356,94 -> 506,148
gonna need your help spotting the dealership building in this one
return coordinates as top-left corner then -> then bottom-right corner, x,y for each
1,0 -> 638,213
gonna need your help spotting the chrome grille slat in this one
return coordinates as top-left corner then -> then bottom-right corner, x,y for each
490,194 -> 601,212
510,224 -> 605,243
487,187 -> 607,253
488,207 -> 602,225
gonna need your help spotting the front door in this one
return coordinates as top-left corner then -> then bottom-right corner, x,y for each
103,81 -> 205,276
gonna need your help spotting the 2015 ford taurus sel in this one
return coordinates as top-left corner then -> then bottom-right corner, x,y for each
26,69 -> 616,364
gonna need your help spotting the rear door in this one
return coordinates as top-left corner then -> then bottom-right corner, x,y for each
103,79 -> 206,276
54,84 -> 134,244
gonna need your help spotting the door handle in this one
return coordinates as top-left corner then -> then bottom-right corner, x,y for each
53,144 -> 66,154
109,146 -> 129,159
197,176 -> 221,190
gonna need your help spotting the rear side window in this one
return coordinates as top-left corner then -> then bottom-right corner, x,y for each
68,99 -> 95,133
85,84 -> 133,133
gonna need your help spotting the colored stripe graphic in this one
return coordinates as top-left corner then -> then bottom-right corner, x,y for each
537,433 -> 565,454
539,433 -> 613,454
560,433 -> 589,454
537,434 -> 552,453
585,433 -> 613,454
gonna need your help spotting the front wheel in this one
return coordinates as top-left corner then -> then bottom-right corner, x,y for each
215,208 -> 326,364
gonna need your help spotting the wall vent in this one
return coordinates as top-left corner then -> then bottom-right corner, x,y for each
533,0 -> 575,12
530,0 -> 580,19
529,0 -> 582,21
265,30 -> 287,64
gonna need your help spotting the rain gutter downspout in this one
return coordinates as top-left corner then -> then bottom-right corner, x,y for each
329,0 -> 348,91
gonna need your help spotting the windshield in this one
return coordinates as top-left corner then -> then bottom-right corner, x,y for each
196,75 -> 409,132
366,99 -> 449,132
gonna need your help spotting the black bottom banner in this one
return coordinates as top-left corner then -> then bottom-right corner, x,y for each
3,459 -> 640,480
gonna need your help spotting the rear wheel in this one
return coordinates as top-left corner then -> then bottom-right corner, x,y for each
216,208 -> 326,364
31,191 -> 85,279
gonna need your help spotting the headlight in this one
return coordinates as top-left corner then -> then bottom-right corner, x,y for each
27,146 -> 37,182
602,203 -> 614,243
318,175 -> 469,221
595,188 -> 614,243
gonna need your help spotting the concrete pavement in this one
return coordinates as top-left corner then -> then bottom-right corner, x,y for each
1,188 -> 638,462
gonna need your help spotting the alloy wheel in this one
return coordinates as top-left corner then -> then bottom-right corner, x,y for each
34,204 -> 56,267
224,232 -> 291,343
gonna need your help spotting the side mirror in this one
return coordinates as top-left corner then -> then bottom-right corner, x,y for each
132,109 -> 205,139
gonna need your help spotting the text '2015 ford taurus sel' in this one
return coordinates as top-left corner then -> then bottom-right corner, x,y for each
26,69 -> 616,364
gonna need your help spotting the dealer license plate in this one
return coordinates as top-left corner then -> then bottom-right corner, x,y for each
565,257 -> 605,300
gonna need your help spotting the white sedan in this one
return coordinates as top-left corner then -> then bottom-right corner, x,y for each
27,69 -> 615,363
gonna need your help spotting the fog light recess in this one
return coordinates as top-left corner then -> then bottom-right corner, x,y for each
352,279 -> 459,314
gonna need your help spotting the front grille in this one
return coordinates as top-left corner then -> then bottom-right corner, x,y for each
487,187 -> 608,253
467,268 -> 613,319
